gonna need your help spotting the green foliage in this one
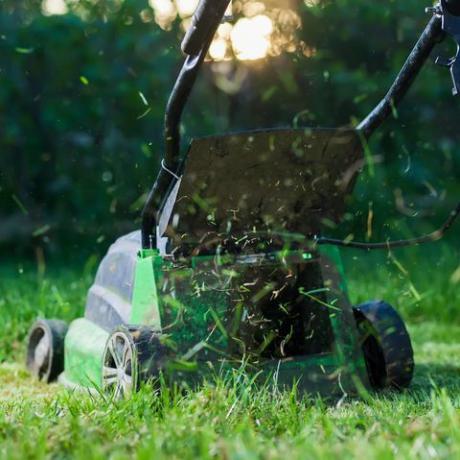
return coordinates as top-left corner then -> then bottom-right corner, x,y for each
0,1 -> 184,252
0,0 -> 458,256
1,254 -> 460,458
0,263 -> 92,361
0,246 -> 458,458
1,361 -> 460,459
346,243 -> 460,323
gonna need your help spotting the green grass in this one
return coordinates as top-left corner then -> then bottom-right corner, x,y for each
0,246 -> 459,459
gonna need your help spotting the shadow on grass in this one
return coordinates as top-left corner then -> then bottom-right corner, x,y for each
411,363 -> 460,394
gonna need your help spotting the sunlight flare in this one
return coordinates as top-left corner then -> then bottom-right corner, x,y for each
42,0 -> 68,16
230,14 -> 273,61
176,0 -> 200,17
149,0 -> 177,29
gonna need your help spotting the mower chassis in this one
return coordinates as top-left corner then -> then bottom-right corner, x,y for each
60,246 -> 370,397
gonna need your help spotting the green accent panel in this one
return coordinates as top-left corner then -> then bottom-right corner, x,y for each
64,318 -> 108,389
130,253 -> 162,328
138,249 -> 159,258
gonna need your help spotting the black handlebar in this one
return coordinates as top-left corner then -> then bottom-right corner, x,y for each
358,15 -> 444,138
142,0 -> 231,249
182,0 -> 230,55
141,1 -> 458,250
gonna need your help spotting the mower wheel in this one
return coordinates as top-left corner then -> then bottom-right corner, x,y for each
102,326 -> 166,399
26,319 -> 68,383
353,301 -> 414,390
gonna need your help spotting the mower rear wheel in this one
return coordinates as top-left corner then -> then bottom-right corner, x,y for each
26,319 -> 68,383
102,326 -> 165,399
353,301 -> 414,390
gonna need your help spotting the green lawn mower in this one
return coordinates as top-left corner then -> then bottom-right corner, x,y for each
27,0 -> 460,398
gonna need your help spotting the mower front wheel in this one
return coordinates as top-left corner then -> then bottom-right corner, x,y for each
101,326 -> 165,399
353,301 -> 414,390
26,319 -> 68,383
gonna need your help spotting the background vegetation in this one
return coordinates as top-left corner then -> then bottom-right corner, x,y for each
0,248 -> 459,459
0,2 -> 458,458
0,0 -> 458,260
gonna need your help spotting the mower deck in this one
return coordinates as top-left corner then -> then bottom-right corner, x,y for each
60,231 -> 369,396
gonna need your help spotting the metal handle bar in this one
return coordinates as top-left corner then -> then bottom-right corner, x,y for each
358,15 -> 444,138
182,0 -> 230,55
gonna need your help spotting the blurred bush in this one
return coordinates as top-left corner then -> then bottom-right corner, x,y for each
0,0 -> 458,258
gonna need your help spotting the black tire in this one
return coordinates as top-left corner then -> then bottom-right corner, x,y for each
26,319 -> 68,383
101,325 -> 167,399
353,301 -> 414,390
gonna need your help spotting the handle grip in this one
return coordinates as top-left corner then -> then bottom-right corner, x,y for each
181,0 -> 231,55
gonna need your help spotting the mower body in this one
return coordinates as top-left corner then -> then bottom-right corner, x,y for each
58,128 -> 371,395
61,234 -> 369,395
28,0 -> 456,397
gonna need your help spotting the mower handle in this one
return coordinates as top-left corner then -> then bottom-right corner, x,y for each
143,1 -> 459,250
359,1 -> 460,137
182,0 -> 231,55
141,0 -> 231,249
358,14 -> 444,138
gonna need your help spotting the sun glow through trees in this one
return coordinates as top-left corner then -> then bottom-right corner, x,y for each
42,0 -> 311,62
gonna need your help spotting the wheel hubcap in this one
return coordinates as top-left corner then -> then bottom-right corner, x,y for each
34,334 -> 50,369
28,326 -> 51,380
103,332 -> 136,399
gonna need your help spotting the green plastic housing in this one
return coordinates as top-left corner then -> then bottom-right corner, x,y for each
62,246 -> 369,396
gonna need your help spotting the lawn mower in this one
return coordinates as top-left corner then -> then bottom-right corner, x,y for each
27,0 -> 460,398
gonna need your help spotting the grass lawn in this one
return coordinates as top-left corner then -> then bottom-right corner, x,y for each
0,245 -> 459,459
